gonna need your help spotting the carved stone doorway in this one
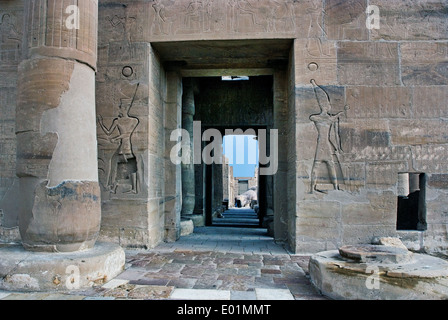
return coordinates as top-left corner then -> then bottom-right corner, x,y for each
154,39 -> 292,245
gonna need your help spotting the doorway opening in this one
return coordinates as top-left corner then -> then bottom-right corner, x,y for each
154,39 -> 292,245
188,75 -> 273,232
212,134 -> 261,228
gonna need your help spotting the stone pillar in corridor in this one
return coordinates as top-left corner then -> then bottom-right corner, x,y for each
16,0 -> 101,252
181,78 -> 196,218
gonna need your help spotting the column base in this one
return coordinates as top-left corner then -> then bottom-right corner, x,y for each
0,242 -> 125,292
180,218 -> 194,237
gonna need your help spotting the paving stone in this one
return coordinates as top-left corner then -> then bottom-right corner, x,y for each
116,269 -> 151,281
83,296 -> 116,300
0,227 -> 325,300
237,267 -> 261,277
261,269 -> 282,275
42,294 -> 86,300
167,278 -> 198,289
103,283 -> 137,298
2,293 -> 51,300
102,279 -> 130,289
231,290 -> 257,300
170,289 -> 231,300
130,278 -> 170,286
127,285 -> 174,300
193,278 -> 223,290
0,292 -> 11,300
286,281 -> 322,297
255,288 -> 294,300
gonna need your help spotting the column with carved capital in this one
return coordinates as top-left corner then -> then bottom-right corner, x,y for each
16,0 -> 100,252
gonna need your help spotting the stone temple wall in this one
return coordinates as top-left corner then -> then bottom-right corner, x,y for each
292,0 -> 448,254
0,0 -> 23,238
0,0 -> 447,254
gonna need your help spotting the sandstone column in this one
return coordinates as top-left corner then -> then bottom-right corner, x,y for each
181,78 -> 196,218
16,0 -> 100,252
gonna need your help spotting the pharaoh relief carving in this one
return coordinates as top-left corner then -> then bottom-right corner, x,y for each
97,83 -> 142,196
309,79 -> 350,194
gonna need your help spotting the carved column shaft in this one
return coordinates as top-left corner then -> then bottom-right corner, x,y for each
16,0 -> 100,252
181,79 -> 196,217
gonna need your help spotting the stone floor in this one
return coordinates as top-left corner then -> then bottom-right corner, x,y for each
0,226 -> 327,300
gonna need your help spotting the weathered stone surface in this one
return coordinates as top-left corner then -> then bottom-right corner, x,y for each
338,42 -> 400,85
345,86 -> 412,119
294,39 -> 338,86
411,144 -> 448,173
25,0 -> 98,69
1,0 -> 448,261
0,242 -> 125,292
401,42 -> 448,86
372,237 -> 408,250
370,0 -> 448,41
413,86 -> 448,118
19,181 -> 101,252
296,201 -> 342,241
13,0 -> 101,253
339,245 -> 413,264
390,120 -> 448,146
180,219 -> 194,237
310,250 -> 448,300
324,0 -> 368,40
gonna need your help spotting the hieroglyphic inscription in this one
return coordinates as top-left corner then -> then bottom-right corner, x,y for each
148,0 -> 316,38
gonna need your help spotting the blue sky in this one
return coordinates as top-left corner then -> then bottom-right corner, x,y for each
223,135 -> 258,178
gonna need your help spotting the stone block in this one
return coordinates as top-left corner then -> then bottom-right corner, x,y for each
425,193 -> 448,225
342,201 -> 396,227
180,219 -> 194,237
346,86 -> 412,119
411,144 -> 448,173
342,224 -> 398,245
338,42 -> 400,85
370,0 -> 448,41
339,119 -> 391,157
428,174 -> 448,190
366,161 -> 408,189
390,120 -> 448,146
401,42 -> 448,86
339,162 -> 365,192
296,201 -> 342,240
294,39 -> 338,86
0,242 -> 125,292
422,224 -> 448,253
413,86 -> 448,119
324,0 -> 368,40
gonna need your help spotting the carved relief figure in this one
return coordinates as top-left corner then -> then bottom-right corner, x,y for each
184,0 -> 203,31
151,0 -> 169,35
228,0 -> 238,32
236,0 -> 262,30
309,79 -> 349,193
106,14 -> 136,43
203,0 -> 214,32
0,13 -> 21,61
97,84 -> 140,194
0,13 -> 20,44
